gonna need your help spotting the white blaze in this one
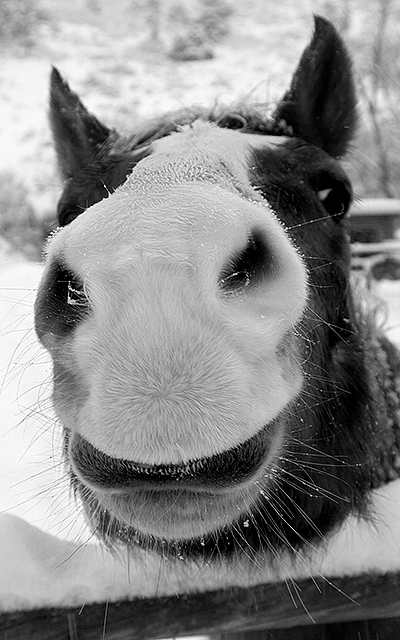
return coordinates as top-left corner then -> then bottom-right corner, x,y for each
45,122 -> 307,464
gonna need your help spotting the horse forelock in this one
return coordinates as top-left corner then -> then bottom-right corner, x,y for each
115,101 -> 292,153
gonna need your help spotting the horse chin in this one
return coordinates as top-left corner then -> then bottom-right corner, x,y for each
76,480 -> 263,553
96,487 -> 254,541
66,413 -> 286,547
70,443 -> 279,548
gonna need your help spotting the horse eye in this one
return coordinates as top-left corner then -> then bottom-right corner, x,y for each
317,182 -> 351,219
317,188 -> 333,202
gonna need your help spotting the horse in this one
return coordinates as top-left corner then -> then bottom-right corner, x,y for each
34,16 -> 400,588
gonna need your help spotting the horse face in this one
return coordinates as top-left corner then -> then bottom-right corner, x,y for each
35,18 -> 360,558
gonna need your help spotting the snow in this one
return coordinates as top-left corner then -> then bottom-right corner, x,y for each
1,257 -> 400,612
319,479 -> 400,577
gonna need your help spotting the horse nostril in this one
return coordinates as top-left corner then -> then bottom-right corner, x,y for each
219,228 -> 274,294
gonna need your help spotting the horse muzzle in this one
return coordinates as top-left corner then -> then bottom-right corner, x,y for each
68,425 -> 281,539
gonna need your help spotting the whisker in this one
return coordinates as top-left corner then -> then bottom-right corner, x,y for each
286,211 -> 343,231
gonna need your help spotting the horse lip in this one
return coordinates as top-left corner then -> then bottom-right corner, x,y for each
69,424 -> 277,494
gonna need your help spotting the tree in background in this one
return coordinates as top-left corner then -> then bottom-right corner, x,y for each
321,0 -> 400,198
169,0 -> 233,61
0,172 -> 51,261
196,0 -> 233,43
321,0 -> 350,35
356,0 -> 399,197
147,0 -> 162,45
344,0 -> 400,198
0,0 -> 47,51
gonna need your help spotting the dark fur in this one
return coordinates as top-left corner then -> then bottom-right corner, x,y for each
36,17 -> 400,564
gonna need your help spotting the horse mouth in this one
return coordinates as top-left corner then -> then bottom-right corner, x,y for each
68,421 -> 283,543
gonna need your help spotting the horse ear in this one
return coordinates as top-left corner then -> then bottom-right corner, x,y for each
273,16 -> 357,157
49,67 -> 113,180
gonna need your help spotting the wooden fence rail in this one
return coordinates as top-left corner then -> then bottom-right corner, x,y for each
1,571 -> 400,640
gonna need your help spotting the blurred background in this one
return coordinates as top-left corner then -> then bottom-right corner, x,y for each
0,0 -> 400,262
